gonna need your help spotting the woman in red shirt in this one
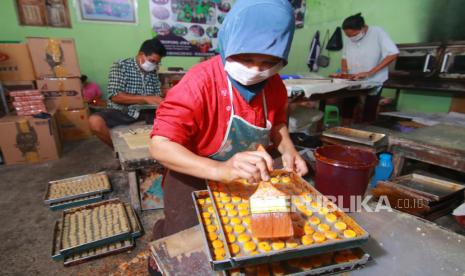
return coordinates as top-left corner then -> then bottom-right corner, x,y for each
149,0 -> 308,241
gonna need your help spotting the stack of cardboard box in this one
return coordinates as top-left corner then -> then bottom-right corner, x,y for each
0,38 -> 92,165
27,37 -> 92,142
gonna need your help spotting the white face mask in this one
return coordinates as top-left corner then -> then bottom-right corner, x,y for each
224,59 -> 284,86
349,31 -> 365,42
140,58 -> 157,72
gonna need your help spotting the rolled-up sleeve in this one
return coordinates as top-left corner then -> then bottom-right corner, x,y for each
107,61 -> 126,98
151,74 -> 203,149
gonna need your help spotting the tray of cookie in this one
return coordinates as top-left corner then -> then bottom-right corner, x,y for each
59,198 -> 132,256
49,194 -> 104,211
201,170 -> 369,270
63,238 -> 134,266
224,247 -> 370,275
192,190 -> 234,271
44,172 -> 111,204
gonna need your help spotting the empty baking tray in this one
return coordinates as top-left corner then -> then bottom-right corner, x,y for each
322,127 -> 386,147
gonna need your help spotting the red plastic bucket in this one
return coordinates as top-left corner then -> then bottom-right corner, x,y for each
314,145 -> 377,211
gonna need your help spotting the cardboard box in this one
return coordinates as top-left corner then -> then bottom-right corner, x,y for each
0,43 -> 36,81
36,78 -> 84,110
0,110 -> 61,165
56,108 -> 92,141
27,37 -> 81,79
2,80 -> 36,92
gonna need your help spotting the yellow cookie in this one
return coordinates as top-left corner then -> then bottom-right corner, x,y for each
258,241 -> 272,252
212,240 -> 223,249
221,217 -> 230,224
208,206 -> 214,213
325,231 -> 338,239
217,203 -> 225,209
244,241 -> 257,252
206,225 -> 217,233
227,233 -> 236,243
343,229 -> 356,238
270,177 -> 280,184
234,225 -> 246,234
202,212 -> 211,219
219,209 -> 227,216
313,232 -> 326,243
271,241 -> 285,250
335,221 -> 347,231
242,217 -> 251,226
232,196 -> 242,203
318,223 -> 330,232
318,207 -> 329,215
228,209 -> 238,217
302,209 -> 313,217
239,209 -> 249,216
221,197 -> 231,203
231,217 -> 242,225
229,243 -> 240,254
285,239 -> 299,248
304,224 -> 315,235
281,176 -> 291,184
303,193 -> 313,202
310,201 -> 320,209
309,216 -> 320,225
224,225 -> 233,233
238,203 -> 249,210
225,203 -> 235,210
204,218 -> 211,225
325,213 -> 337,223
238,233 -> 251,243
301,235 -> 314,245
205,198 -> 211,204
208,232 -> 218,241
198,199 -> 205,205
214,248 -> 225,259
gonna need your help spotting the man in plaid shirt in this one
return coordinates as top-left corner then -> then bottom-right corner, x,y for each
89,38 -> 166,148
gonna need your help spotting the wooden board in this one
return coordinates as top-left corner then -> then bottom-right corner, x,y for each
450,96 -> 465,113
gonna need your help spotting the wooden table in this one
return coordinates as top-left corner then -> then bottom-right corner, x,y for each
388,124 -> 465,177
149,203 -> 465,275
110,122 -> 163,213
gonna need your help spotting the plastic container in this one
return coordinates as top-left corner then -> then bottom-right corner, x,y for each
370,153 -> 393,187
314,145 -> 377,211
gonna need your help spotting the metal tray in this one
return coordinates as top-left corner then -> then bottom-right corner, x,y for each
49,194 -> 104,211
59,198 -> 132,256
192,190 -> 232,270
224,247 -> 371,275
124,203 -> 144,238
197,170 -> 370,271
392,173 -> 465,202
44,172 -> 111,204
322,127 -> 386,147
64,238 -> 134,267
51,221 -> 64,261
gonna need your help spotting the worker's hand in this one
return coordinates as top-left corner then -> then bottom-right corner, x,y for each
144,96 -> 163,106
351,71 -> 372,80
217,151 -> 274,183
281,149 -> 308,176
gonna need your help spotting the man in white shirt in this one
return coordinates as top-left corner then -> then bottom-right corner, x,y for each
333,13 -> 399,124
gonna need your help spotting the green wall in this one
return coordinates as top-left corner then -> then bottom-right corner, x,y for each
0,0 -> 459,112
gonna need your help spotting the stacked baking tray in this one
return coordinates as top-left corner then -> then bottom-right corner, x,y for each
44,172 -> 112,211
192,170 -> 371,273
51,198 -> 144,266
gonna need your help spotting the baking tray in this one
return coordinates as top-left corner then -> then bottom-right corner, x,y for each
192,190 -> 232,270
49,194 -> 104,211
59,198 -> 132,256
52,221 -> 64,261
392,173 -> 465,202
124,203 -> 144,238
322,127 -> 386,147
63,238 -> 134,267
196,170 -> 370,271
44,172 -> 111,204
224,247 -> 371,275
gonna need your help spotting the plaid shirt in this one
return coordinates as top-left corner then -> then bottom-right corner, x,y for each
107,57 -> 161,119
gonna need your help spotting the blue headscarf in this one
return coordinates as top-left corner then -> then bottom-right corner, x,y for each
218,0 -> 295,102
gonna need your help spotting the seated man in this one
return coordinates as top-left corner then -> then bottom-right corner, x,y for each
89,38 -> 166,148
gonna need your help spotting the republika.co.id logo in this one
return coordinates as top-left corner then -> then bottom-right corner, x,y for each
0,52 -> 9,62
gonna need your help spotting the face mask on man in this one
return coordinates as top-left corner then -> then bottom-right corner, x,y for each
140,57 -> 157,72
224,59 -> 284,86
349,31 -> 365,42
